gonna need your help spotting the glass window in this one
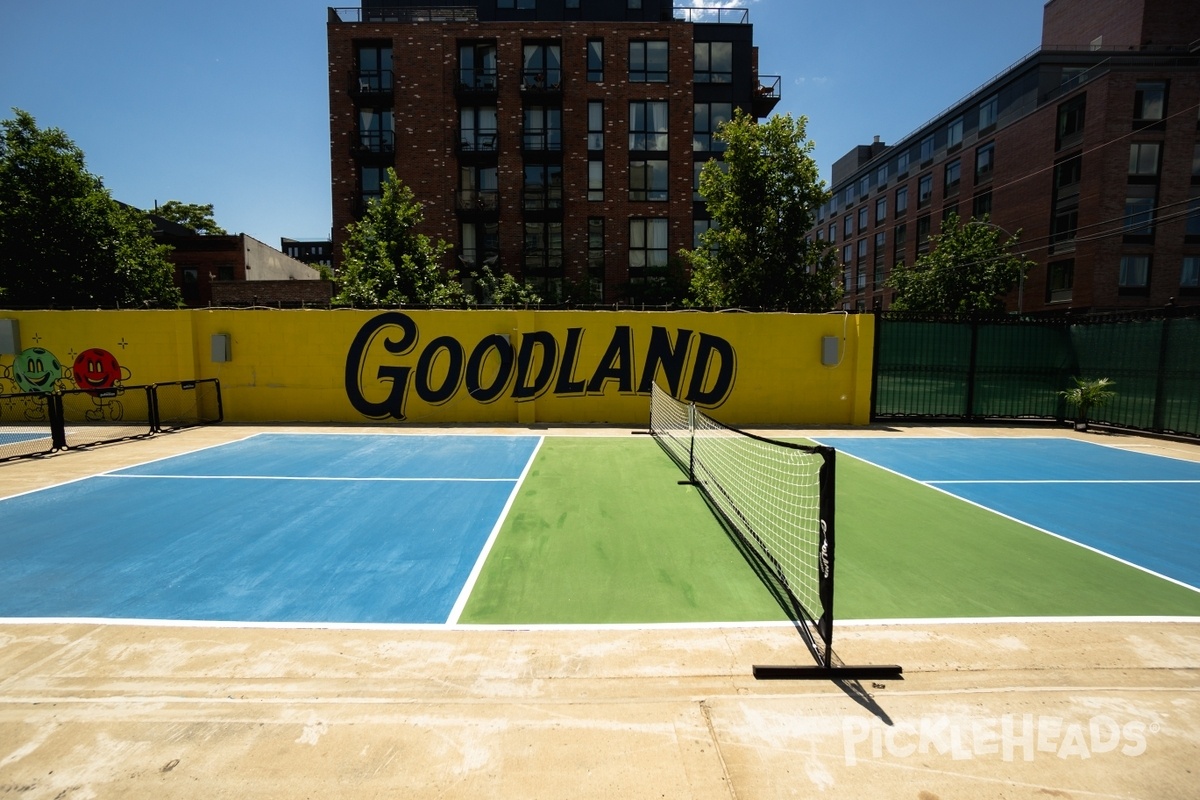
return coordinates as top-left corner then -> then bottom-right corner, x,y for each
843,215 -> 853,237
630,160 -> 668,201
975,142 -> 995,181
361,165 -> 387,206
897,151 -> 910,175
895,186 -> 908,216
460,106 -> 498,152
1187,191 -> 1200,236
588,160 -> 604,201
629,219 -> 669,274
1128,142 -> 1161,176
875,196 -> 887,223
356,45 -> 393,92
587,218 -> 605,300
524,221 -> 564,275
629,41 -> 668,82
523,106 -> 561,151
1134,81 -> 1166,121
522,43 -> 562,89
587,39 -> 603,82
1048,261 -> 1074,303
858,207 -> 868,230
877,164 -> 888,186
629,101 -> 668,150
458,43 -> 497,90
828,224 -> 836,244
1182,256 -> 1200,288
588,101 -> 604,150
523,164 -> 562,210
1119,255 -> 1150,288
920,135 -> 934,162
973,190 -> 993,218
1124,187 -> 1156,235
357,108 -> 394,153
694,42 -> 732,83
459,166 -> 498,210
918,174 -> 933,208
693,102 -> 731,151
858,175 -> 870,199
944,160 -> 961,194
947,116 -> 963,148
1057,95 -> 1086,149
916,216 -> 931,251
979,94 -> 998,129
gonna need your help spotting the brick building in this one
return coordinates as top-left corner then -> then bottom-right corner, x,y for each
327,0 -> 779,302
815,0 -> 1200,314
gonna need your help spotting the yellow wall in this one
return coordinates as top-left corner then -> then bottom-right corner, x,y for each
1,309 -> 874,426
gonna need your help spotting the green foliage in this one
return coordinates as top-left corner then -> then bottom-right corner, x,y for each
155,200 -> 227,235
468,262 -> 542,305
0,109 -> 181,308
334,169 -> 462,307
682,110 -> 842,311
1059,376 -> 1117,422
887,213 -> 1034,313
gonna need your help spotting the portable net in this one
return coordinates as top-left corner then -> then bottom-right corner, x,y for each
649,382 -> 836,667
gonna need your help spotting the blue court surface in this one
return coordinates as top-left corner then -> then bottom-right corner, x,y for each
1,431 -> 49,446
815,437 -> 1200,592
0,433 -> 541,624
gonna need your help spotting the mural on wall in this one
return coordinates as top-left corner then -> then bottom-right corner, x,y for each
1,344 -> 134,421
344,311 -> 738,421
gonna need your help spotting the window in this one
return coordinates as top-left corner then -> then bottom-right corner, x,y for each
181,268 -> 198,304
842,244 -> 852,265
523,43 -> 562,89
1055,154 -> 1082,189
875,196 -> 887,223
524,222 -> 563,275
1128,142 -> 1161,176
458,166 -> 498,211
628,0 -> 642,7
947,116 -> 963,149
979,94 -> 998,130
973,190 -> 992,218
896,151 -> 910,175
843,215 -> 853,238
916,215 -> 931,252
1124,187 -> 1156,236
566,0 -> 579,7
1182,256 -> 1200,288
693,102 -> 731,151
356,45 -> 392,92
460,106 -> 498,151
944,160 -> 961,196
693,162 -> 704,201
894,224 -> 907,259
874,231 -> 886,284
360,165 -> 387,207
1133,81 -> 1166,121
895,186 -> 908,216
523,164 -> 562,210
857,238 -> 868,263
630,160 -> 668,201
357,108 -> 394,152
587,218 -> 605,300
1057,95 -> 1086,149
1119,255 -> 1150,289
629,41 -> 668,82
694,42 -> 732,83
1188,190 -> 1200,237
858,175 -> 870,199
458,43 -> 497,90
920,134 -> 934,163
588,101 -> 604,150
629,101 -> 668,150
523,106 -> 561,151
828,224 -> 836,244
918,174 -> 933,208
975,142 -> 994,182
587,39 -> 604,82
1047,260 -> 1074,303
694,219 -> 716,251
629,219 -> 668,277
857,207 -> 868,230
460,221 -> 499,268
877,164 -> 888,187
498,0 -> 536,7
588,160 -> 604,201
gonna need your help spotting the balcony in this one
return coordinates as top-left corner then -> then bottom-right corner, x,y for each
457,130 -> 499,156
520,70 -> 563,96
456,68 -> 498,96
752,75 -> 781,116
673,7 -> 749,24
521,187 -> 564,212
351,130 -> 395,158
455,190 -> 500,214
349,70 -> 393,99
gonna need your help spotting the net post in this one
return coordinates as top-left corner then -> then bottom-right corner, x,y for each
686,402 -> 696,483
817,447 -> 836,670
49,392 -> 67,451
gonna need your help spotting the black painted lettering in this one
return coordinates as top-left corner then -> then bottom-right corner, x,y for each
465,334 -> 515,403
414,336 -> 464,404
686,333 -> 736,406
637,326 -> 692,396
586,326 -> 634,394
513,331 -> 558,401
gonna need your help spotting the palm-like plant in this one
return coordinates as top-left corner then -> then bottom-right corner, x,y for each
1059,377 -> 1117,431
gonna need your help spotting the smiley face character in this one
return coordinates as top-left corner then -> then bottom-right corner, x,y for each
72,348 -> 125,394
12,347 -> 65,394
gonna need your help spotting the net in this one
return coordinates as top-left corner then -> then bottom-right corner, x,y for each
649,382 -> 836,667
153,379 -> 224,432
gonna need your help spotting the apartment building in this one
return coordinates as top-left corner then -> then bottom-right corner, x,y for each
816,0 -> 1200,313
327,0 -> 779,302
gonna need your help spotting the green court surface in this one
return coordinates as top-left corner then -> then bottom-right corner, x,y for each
460,436 -> 1200,624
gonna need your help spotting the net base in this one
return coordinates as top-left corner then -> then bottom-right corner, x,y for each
754,663 -> 904,681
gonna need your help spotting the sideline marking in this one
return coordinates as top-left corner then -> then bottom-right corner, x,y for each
100,474 -> 518,483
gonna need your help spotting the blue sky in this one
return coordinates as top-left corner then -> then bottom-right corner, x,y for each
2,0 -> 1048,247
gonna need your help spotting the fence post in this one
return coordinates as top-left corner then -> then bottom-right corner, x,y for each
965,316 -> 980,419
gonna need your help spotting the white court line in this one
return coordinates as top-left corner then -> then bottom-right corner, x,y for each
99,474 -> 517,483
929,479 -> 1200,485
445,435 -> 546,625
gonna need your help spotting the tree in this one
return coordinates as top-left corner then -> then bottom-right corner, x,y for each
887,213 -> 1034,313
155,200 -> 226,235
0,108 -> 181,308
682,110 -> 842,311
334,169 -> 463,307
468,262 -> 542,305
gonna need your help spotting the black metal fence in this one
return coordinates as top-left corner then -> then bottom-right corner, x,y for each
873,310 -> 1200,438
0,379 -> 222,463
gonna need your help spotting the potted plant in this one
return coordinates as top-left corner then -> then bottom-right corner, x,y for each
1059,377 -> 1116,432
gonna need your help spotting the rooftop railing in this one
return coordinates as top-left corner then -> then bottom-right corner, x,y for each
673,7 -> 749,24
330,6 -> 477,23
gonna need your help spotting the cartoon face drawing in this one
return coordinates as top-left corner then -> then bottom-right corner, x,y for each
12,348 -> 65,394
72,348 -> 124,393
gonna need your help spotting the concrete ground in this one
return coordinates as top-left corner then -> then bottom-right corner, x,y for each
1,423 -> 1198,798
